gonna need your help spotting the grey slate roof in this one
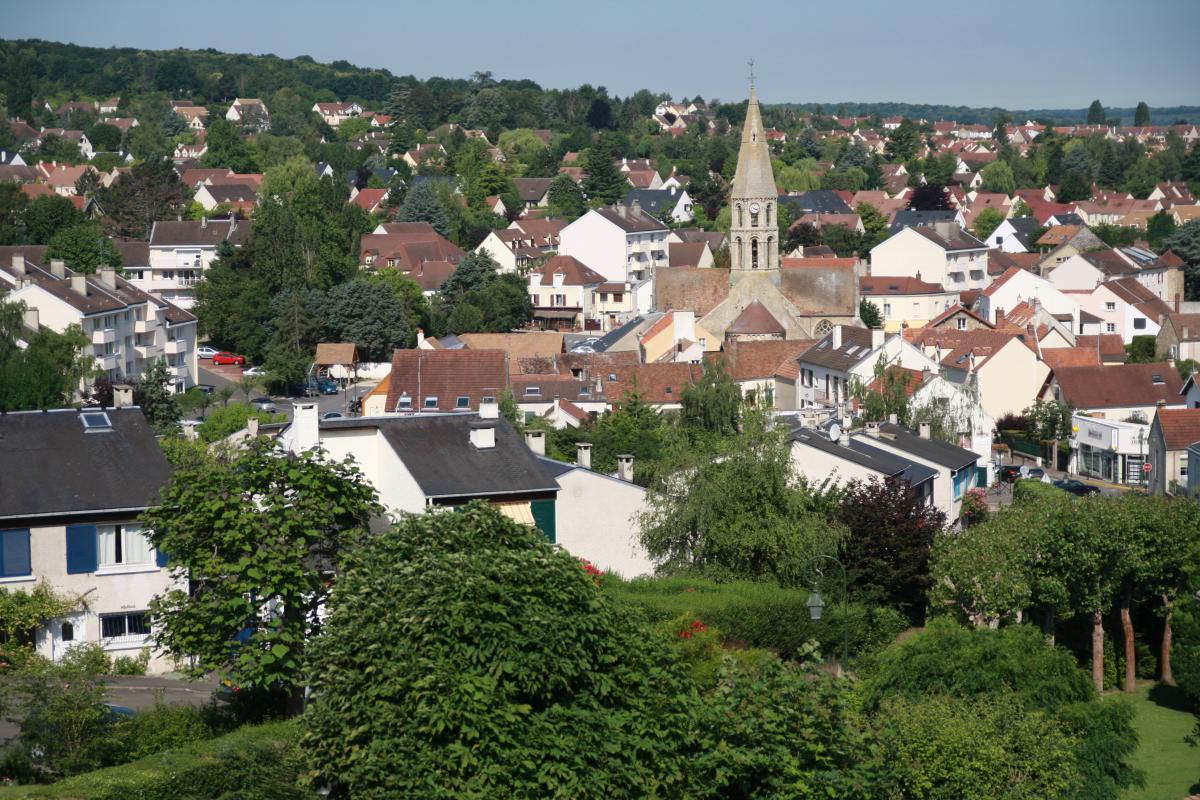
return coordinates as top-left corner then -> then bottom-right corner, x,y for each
1002,216 -> 1041,250
792,427 -> 937,485
319,414 -> 559,501
0,408 -> 172,522
888,209 -> 957,234
874,423 -> 979,470
621,188 -> 683,214
778,190 -> 852,215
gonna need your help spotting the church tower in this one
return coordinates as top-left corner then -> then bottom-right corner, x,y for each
729,84 -> 779,275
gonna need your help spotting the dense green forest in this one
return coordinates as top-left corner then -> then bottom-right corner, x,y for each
4,38 -> 1198,130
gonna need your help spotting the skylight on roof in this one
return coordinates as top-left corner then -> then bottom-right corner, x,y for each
1152,374 -> 1164,384
80,411 -> 112,432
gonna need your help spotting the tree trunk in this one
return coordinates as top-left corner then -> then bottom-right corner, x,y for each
1092,608 -> 1104,693
1042,609 -> 1056,646
1162,594 -> 1176,686
287,684 -> 306,717
1120,586 -> 1135,693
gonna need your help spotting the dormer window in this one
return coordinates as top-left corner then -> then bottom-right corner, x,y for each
456,396 -> 470,408
397,394 -> 413,411
424,396 -> 438,409
525,386 -> 540,396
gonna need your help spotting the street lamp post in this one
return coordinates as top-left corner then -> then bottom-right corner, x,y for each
804,554 -> 850,672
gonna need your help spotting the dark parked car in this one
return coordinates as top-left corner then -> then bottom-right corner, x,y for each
322,411 -> 344,420
1053,478 -> 1101,496
999,465 -> 1022,483
316,378 -> 338,395
285,383 -> 318,398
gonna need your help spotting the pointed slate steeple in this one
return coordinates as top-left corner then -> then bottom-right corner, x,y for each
732,87 -> 778,202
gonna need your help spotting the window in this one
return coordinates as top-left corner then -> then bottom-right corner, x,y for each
883,303 -> 891,316
912,302 -> 920,316
751,238 -> 759,268
736,204 -> 743,227
750,208 -> 759,227
100,612 -> 149,641
1182,455 -> 1189,478
423,396 -> 438,409
397,395 -> 412,410
455,396 -> 470,409
525,386 -> 541,396
1106,322 -> 1116,333
956,317 -> 968,330
1106,302 -> 1116,311
98,523 -> 153,567
612,293 -> 623,303
1133,318 -> 1146,330
80,411 -> 112,431
0,528 -> 32,578
61,622 -> 73,642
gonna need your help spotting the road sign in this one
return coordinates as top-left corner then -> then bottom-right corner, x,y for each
1143,462 -> 1152,473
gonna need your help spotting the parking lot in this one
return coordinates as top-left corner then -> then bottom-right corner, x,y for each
196,361 -> 377,422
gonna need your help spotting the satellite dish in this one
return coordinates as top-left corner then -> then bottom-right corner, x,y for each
828,423 -> 842,443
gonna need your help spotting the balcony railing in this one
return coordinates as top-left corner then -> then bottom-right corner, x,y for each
91,328 -> 117,345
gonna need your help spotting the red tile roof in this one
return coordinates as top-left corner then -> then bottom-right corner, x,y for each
713,339 -> 815,381
605,362 -> 703,405
1051,362 -> 1183,409
726,301 -> 785,336
531,255 -> 606,286
859,276 -> 946,295
1155,408 -> 1200,450
384,349 -> 509,412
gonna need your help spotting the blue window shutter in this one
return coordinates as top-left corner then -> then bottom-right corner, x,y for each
65,524 -> 98,574
155,548 -> 168,568
0,529 -> 31,577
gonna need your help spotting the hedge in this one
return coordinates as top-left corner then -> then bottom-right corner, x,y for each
0,721 -> 308,800
603,576 -> 909,662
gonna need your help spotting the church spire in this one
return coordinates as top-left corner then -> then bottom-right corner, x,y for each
729,81 -> 779,273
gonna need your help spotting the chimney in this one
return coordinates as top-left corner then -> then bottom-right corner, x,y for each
201,216 -> 207,229
889,413 -> 899,425
631,198 -> 641,215
292,402 -> 320,452
1175,294 -> 1181,313
22,306 -> 37,330
838,427 -> 851,447
831,325 -> 842,349
1184,326 -> 1191,340
525,429 -> 546,455
919,422 -> 932,439
50,259 -> 66,278
416,328 -> 425,348
996,308 -> 1005,325
112,384 -> 134,408
933,220 -> 956,241
479,397 -> 499,419
11,254 -> 24,275
617,454 -> 634,482
99,267 -> 117,289
865,421 -> 881,438
871,328 -> 885,349
70,275 -> 87,296
469,420 -> 496,449
576,442 -> 592,469
247,417 -> 259,438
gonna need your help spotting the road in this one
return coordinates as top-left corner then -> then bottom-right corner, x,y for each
196,361 -> 377,422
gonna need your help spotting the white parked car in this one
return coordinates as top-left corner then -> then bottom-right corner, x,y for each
196,346 -> 219,359
243,366 -> 268,377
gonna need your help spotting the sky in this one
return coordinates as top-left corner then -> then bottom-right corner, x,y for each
8,0 -> 1199,109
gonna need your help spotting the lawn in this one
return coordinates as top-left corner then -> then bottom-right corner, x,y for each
1123,682 -> 1199,800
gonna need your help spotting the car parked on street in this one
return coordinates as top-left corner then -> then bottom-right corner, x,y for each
212,352 -> 247,366
194,384 -> 215,395
243,366 -> 268,377
1053,478 -> 1101,496
196,346 -> 219,359
316,378 -> 338,395
998,465 -> 1022,483
322,411 -> 344,420
249,397 -> 277,413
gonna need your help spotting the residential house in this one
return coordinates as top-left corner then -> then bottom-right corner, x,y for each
0,250 -> 198,391
714,337 -> 813,406
924,304 -> 994,333
172,105 -> 209,130
908,371 -> 996,481
527,255 -> 607,330
225,98 -> 269,130
458,332 -> 565,374
1147,408 -> 1200,495
602,362 -> 704,411
987,216 -> 1042,252
1047,250 -> 1139,292
193,182 -> 259,213
38,129 -> 94,159
791,325 -> 939,412
1036,225 -> 1105,273
857,422 -> 982,522
1157,313 -> 1200,362
1045,362 -> 1184,421
778,189 -> 853,216
977,266 -> 1080,329
887,209 -> 966,235
365,348 -> 508,416
1072,278 -> 1171,343
870,221 -> 990,293
557,204 -> 670,288
513,178 -> 553,212
620,187 -> 694,224
859,275 -> 958,332
667,241 -> 714,269
909,327 -> 1049,420
359,224 -> 465,275
402,143 -> 446,170
147,218 -> 251,309
282,401 -> 559,531
790,424 -> 937,506
312,101 -> 362,128
0,406 -> 175,671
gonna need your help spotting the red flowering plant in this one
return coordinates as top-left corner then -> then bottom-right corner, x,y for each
663,613 -> 724,688
960,487 -> 989,525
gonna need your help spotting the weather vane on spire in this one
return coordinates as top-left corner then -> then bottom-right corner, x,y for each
747,59 -> 756,90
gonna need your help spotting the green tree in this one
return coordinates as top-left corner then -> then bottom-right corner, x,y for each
143,442 -> 380,716
0,302 -> 93,411
546,173 -> 587,220
134,359 -> 181,434
980,160 -> 1016,195
1165,221 -> 1200,298
1087,99 -> 1106,125
859,298 -> 882,329
201,118 -> 259,172
638,407 -> 841,584
22,194 -> 84,244
397,180 -> 450,238
324,278 -> 415,361
45,222 -> 123,273
679,359 -> 741,438
1133,101 -> 1151,127
972,207 -> 1006,242
196,402 -> 285,443
5,50 -> 35,119
1146,210 -> 1177,252
856,202 -> 889,251
1023,398 -> 1072,463
86,122 -> 122,152
885,118 -> 921,162
101,157 -> 190,240
580,147 -> 627,205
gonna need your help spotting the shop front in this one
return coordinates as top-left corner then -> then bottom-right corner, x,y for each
1070,415 -> 1149,486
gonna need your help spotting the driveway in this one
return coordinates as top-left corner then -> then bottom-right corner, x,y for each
196,362 -> 377,422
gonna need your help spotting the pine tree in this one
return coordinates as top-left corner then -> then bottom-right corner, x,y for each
1087,100 -> 1106,125
1134,101 -> 1151,127
580,148 -> 627,205
398,181 -> 450,237
547,175 -> 587,220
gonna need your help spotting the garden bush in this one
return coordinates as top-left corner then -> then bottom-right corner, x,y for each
604,575 -> 908,662
0,721 -> 306,800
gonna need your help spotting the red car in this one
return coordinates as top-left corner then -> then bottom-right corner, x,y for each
211,351 -> 247,366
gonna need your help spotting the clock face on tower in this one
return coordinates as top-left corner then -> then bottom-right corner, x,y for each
749,203 -> 760,214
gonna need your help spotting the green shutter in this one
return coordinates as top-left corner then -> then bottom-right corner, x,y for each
530,499 -> 556,543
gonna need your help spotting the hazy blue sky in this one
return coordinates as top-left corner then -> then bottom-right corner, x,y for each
8,0 -> 1198,109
